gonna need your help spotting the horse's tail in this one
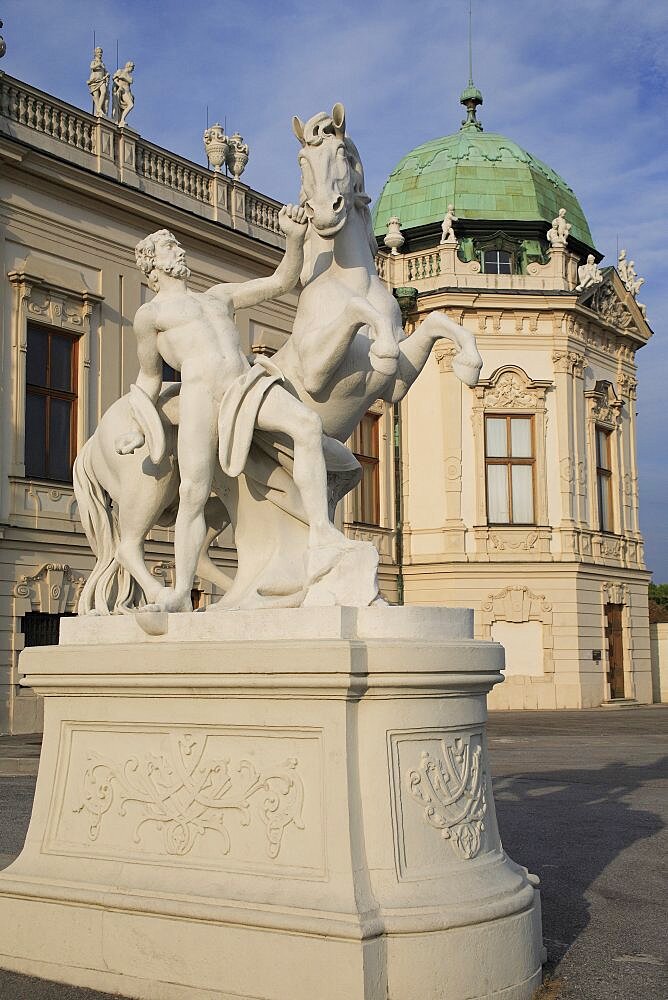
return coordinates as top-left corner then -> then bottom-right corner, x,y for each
73,438 -> 121,615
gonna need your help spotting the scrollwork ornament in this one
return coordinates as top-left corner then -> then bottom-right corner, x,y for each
406,734 -> 487,860
74,732 -> 305,860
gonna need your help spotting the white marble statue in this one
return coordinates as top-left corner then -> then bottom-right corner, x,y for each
112,61 -> 134,127
440,204 -> 458,244
547,207 -> 571,247
74,104 -> 483,616
575,253 -> 602,292
618,249 -> 646,313
87,47 -> 109,117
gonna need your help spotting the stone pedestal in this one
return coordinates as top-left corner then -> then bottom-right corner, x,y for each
0,607 -> 544,1000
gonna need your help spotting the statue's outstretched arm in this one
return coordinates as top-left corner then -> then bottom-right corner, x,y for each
213,206 -> 307,311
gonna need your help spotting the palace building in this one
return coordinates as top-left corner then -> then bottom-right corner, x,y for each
0,67 -> 655,732
372,83 -> 653,711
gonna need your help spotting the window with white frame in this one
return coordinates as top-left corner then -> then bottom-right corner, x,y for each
485,414 -> 535,524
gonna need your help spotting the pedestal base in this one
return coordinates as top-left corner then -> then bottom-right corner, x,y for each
0,607 -> 544,999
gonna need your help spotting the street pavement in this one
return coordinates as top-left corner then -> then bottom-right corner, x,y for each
0,706 -> 666,1000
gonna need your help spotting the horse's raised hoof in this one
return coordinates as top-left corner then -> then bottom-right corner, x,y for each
453,351 -> 483,388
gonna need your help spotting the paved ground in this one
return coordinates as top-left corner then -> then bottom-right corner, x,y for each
0,706 -> 666,1000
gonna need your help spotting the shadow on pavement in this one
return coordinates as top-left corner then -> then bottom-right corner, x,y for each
492,756 -> 667,987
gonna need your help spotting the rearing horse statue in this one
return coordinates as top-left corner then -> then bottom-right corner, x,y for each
74,103 -> 482,615
272,103 -> 482,444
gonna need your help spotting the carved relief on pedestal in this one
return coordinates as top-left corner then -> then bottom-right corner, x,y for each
74,733 -> 304,860
389,729 -> 495,878
47,725 -> 322,874
406,735 -> 487,861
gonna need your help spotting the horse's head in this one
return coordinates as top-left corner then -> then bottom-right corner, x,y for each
292,103 -> 370,239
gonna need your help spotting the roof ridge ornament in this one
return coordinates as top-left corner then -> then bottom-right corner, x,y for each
460,0 -> 483,130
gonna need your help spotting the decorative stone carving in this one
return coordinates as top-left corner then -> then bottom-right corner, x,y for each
481,585 -> 552,622
74,731 -> 305,859
547,208 -> 571,247
226,132 -> 249,179
617,373 -> 638,399
489,530 -> 539,552
601,581 -> 628,605
576,254 -> 602,292
202,123 -> 229,171
588,279 -> 637,332
439,204 -> 458,244
478,371 -> 538,409
600,537 -> 622,559
383,216 -> 405,255
0,20 -> 5,59
406,734 -> 486,860
552,349 -> 585,377
560,457 -> 584,487
14,563 -> 85,615
112,61 -> 135,127
586,380 -> 622,427
87,47 -> 109,117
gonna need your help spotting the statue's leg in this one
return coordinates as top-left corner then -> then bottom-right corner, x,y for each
159,383 -> 217,613
255,387 -> 350,552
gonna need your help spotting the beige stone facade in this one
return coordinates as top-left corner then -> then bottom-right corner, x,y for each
376,241 -> 653,709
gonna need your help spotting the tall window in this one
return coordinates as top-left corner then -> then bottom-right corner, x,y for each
25,323 -> 77,482
596,427 -> 613,532
482,250 -> 512,274
350,413 -> 381,526
485,415 -> 535,524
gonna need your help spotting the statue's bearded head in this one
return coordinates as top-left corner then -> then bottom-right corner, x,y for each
135,230 -> 190,291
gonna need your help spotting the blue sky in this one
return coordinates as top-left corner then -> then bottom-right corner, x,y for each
4,0 -> 667,577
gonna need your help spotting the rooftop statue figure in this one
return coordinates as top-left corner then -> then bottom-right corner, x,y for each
440,204 -> 458,244
112,61 -> 135,127
87,46 -> 109,117
547,207 -> 571,247
575,254 -> 602,292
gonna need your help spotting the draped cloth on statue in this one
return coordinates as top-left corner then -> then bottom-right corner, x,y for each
217,357 -> 283,478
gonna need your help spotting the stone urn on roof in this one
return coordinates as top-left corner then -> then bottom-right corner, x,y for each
203,124 -> 230,172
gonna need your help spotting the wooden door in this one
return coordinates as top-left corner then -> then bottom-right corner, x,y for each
604,603 -> 625,699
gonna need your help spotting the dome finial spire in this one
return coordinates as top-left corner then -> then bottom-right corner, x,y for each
460,0 -> 483,131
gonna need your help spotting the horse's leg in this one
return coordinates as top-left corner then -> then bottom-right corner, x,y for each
296,296 -> 400,394
195,497 -> 235,594
388,312 -> 482,402
115,502 -> 165,604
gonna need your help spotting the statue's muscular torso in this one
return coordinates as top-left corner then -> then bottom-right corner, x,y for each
138,287 -> 251,400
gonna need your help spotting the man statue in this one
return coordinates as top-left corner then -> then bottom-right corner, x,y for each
576,253 -> 602,292
116,206 -> 353,613
547,207 -> 571,247
440,204 -> 458,244
112,61 -> 135,126
87,47 -> 109,117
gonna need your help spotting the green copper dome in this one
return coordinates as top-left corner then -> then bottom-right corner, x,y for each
372,128 -> 594,249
